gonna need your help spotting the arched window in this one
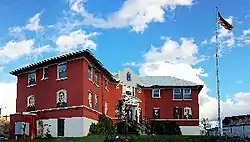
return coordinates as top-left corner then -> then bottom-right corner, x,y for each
56,89 -> 67,107
27,95 -> 35,111
126,72 -> 131,81
184,107 -> 192,119
104,101 -> 108,115
88,91 -> 93,108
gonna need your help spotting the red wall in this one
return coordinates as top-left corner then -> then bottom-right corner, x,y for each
9,114 -> 37,140
16,59 -> 84,112
16,57 -> 120,120
142,87 -> 199,125
81,59 -> 121,120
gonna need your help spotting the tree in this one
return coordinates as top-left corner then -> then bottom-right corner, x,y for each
200,118 -> 211,135
0,119 -> 9,136
88,114 -> 116,135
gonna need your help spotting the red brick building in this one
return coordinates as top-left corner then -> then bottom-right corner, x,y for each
9,49 -> 203,140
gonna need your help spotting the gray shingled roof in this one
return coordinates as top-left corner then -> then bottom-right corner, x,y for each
138,76 -> 200,87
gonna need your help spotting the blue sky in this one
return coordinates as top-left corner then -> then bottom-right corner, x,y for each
1,0 -> 250,120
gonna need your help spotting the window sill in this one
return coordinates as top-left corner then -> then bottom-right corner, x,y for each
27,84 -> 36,88
56,77 -> 67,81
152,96 -> 161,99
88,78 -> 93,82
41,77 -> 48,81
94,83 -> 99,88
173,99 -> 182,101
183,99 -> 192,101
105,87 -> 109,91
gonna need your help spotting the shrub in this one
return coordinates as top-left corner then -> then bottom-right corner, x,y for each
88,114 -> 116,135
149,121 -> 181,135
0,119 -> 9,136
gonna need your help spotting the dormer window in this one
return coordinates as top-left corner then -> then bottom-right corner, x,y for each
56,89 -> 67,107
28,71 -> 36,86
27,95 -> 35,111
57,63 -> 67,79
126,72 -> 131,81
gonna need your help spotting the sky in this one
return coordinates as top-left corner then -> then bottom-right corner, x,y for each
1,0 -> 250,123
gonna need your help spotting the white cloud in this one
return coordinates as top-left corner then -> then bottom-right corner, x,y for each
0,39 -> 52,65
67,0 -> 194,32
8,12 -> 43,36
0,82 -> 16,115
56,30 -> 98,53
138,37 -> 250,121
25,12 -> 43,31
144,37 -> 200,65
238,29 -> 250,45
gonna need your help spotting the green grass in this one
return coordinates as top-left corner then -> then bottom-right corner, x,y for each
8,135 -> 250,142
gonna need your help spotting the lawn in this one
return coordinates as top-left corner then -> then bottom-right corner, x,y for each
8,135 -> 250,142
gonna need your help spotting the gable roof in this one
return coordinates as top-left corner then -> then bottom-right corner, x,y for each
10,49 -> 118,83
138,76 -> 203,90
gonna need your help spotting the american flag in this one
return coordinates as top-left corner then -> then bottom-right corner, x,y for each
218,12 -> 233,30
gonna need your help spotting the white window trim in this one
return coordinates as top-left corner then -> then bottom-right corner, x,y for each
104,77 -> 109,91
88,91 -> 93,108
56,89 -> 67,104
41,67 -> 49,80
152,107 -> 160,118
57,62 -> 67,80
173,88 -> 182,100
88,65 -> 93,81
27,71 -> 36,87
126,72 -> 131,81
104,100 -> 108,115
152,89 -> 161,98
27,95 -> 35,107
184,107 -> 192,119
183,88 -> 192,100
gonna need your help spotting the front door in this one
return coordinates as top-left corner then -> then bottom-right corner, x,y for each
57,119 -> 64,136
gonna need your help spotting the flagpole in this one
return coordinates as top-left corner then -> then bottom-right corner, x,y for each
215,6 -> 221,136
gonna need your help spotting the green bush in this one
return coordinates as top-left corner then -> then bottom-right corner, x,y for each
88,114 -> 116,135
149,121 -> 182,135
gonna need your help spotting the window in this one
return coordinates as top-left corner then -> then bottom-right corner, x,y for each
104,79 -> 108,89
152,89 -> 160,98
104,101 -> 108,115
57,63 -> 67,79
57,119 -> 65,136
173,107 -> 182,119
88,91 -> 93,108
126,72 -> 131,81
94,70 -> 99,85
132,87 -> 135,96
28,71 -> 36,86
173,88 -> 181,99
42,67 -> 49,79
56,89 -> 67,107
183,88 -> 192,100
88,65 -> 93,80
184,107 -> 192,119
27,95 -> 35,111
94,94 -> 99,111
152,108 -> 160,119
